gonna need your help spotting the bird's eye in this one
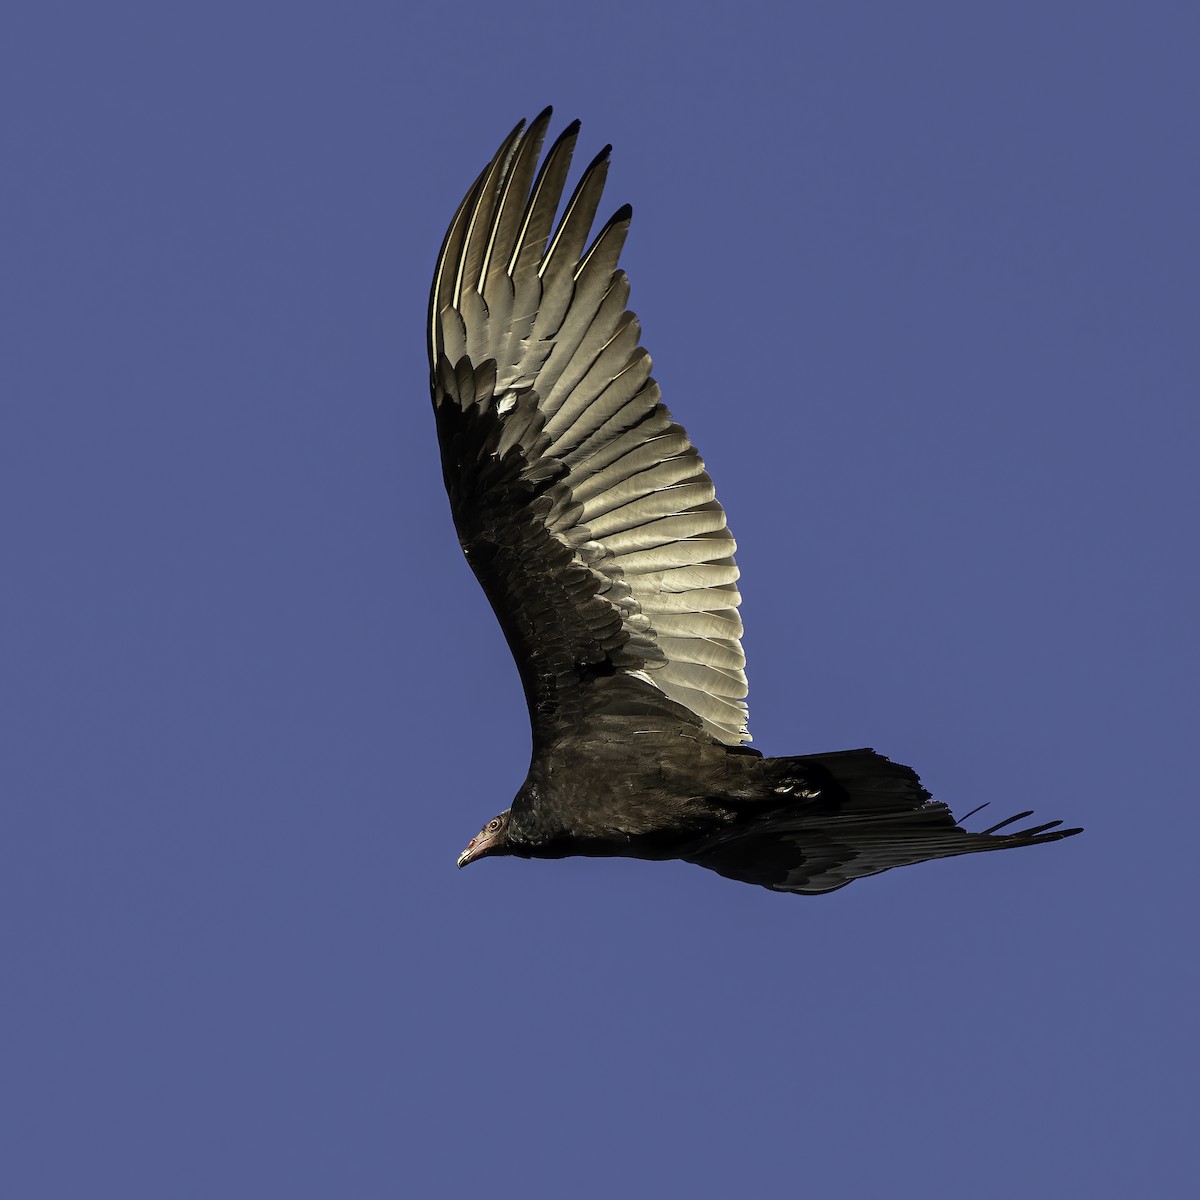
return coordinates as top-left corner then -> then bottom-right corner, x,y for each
488,819 -> 500,832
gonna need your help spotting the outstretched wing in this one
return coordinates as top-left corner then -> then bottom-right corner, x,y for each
429,110 -> 750,748
685,749 -> 1083,894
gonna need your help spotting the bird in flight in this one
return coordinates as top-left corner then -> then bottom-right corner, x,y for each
428,110 -> 1080,894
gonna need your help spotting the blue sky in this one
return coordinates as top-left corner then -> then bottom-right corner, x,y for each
3,2 -> 1196,1196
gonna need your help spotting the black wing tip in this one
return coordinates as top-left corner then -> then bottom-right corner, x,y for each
981,809 -> 1035,835
544,117 -> 581,149
976,811 -> 1084,844
533,117 -> 583,169
574,142 -> 614,180
511,106 -> 556,133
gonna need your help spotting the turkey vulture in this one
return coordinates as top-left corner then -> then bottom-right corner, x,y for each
428,110 -> 1081,895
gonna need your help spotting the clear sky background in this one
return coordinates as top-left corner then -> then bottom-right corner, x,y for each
3,3 -> 1196,1197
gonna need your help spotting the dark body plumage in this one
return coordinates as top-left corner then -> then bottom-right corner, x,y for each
430,111 -> 1080,894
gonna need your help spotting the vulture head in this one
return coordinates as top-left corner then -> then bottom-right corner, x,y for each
457,810 -> 511,869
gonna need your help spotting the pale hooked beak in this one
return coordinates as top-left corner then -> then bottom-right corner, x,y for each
457,823 -> 503,869
457,835 -> 490,869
